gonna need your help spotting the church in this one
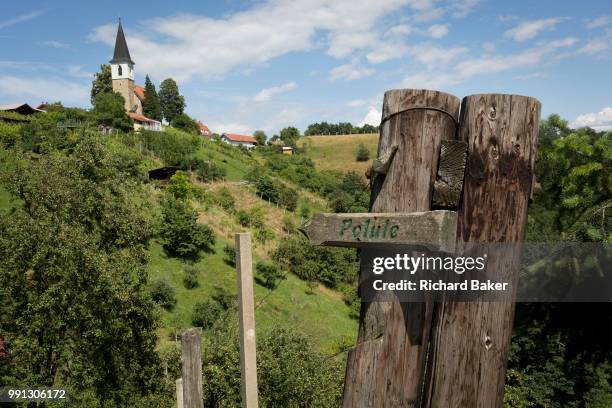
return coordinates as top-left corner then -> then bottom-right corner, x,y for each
110,20 -> 161,131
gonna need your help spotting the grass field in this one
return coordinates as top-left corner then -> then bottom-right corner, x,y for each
298,133 -> 379,175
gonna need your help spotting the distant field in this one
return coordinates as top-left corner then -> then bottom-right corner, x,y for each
298,134 -> 379,175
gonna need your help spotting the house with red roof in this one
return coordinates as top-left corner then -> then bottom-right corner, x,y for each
196,121 -> 212,137
221,133 -> 258,148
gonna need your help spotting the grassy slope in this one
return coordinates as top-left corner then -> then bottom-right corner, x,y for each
0,132 -> 359,354
150,132 -> 357,352
298,133 -> 379,175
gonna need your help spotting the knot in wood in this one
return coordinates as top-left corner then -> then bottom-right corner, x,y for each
484,335 -> 493,350
489,106 -> 497,120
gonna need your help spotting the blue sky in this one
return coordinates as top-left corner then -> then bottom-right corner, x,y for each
1,0 -> 611,134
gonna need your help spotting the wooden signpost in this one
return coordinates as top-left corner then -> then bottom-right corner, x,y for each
300,89 -> 538,407
181,328 -> 203,408
235,233 -> 259,408
299,210 -> 457,251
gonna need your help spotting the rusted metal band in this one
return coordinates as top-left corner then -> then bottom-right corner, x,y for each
380,106 -> 459,128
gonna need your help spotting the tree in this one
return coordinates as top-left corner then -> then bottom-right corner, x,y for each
171,113 -> 199,134
253,130 -> 267,146
280,126 -> 300,146
150,278 -> 177,309
356,143 -> 370,161
158,196 -> 215,259
90,64 -> 112,105
91,91 -> 133,132
0,136 -> 161,405
159,78 -> 185,123
142,75 -> 162,121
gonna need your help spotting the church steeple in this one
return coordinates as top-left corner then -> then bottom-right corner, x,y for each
110,19 -> 134,65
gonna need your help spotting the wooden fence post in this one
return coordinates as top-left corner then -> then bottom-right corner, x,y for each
181,328 -> 203,408
176,378 -> 184,408
236,233 -> 259,408
422,94 -> 540,407
343,89 -> 460,407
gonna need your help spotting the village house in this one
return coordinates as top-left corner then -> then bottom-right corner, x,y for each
109,20 -> 161,132
197,121 -> 212,137
221,133 -> 258,148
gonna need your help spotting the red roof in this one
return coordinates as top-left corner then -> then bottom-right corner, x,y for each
222,133 -> 257,144
134,85 -> 145,101
128,112 -> 159,124
197,121 -> 211,134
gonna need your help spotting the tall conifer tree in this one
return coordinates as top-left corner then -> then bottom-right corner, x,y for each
142,75 -> 162,121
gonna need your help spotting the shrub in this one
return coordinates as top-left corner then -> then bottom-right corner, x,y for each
194,160 -> 226,182
214,187 -> 235,212
255,227 -> 275,244
171,113 -> 199,134
159,197 -> 216,259
356,143 -> 370,161
255,261 -> 286,290
223,243 -> 236,267
282,216 -> 296,234
235,207 -> 265,228
139,129 -> 200,166
166,170 -> 192,199
183,264 -> 200,289
150,278 -> 177,310
192,300 -> 223,329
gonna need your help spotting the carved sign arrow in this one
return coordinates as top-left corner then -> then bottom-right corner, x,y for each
299,210 -> 457,252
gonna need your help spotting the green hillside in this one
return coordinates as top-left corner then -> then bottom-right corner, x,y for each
298,133 -> 378,175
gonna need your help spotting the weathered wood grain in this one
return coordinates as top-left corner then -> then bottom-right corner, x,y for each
432,140 -> 468,209
299,210 -> 457,252
422,94 -> 540,408
176,378 -> 184,408
235,233 -> 259,408
181,328 -> 203,408
343,89 -> 460,407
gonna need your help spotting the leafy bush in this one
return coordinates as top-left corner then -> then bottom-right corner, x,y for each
356,143 -> 370,161
193,159 -> 226,182
159,197 -> 215,259
214,187 -> 235,212
166,170 -> 192,199
150,278 -> 177,310
282,215 -> 296,234
192,300 -> 223,330
91,91 -> 133,132
255,227 -> 275,244
139,129 -> 200,166
171,113 -> 199,134
183,264 -> 200,289
235,206 -> 265,228
272,236 -> 358,288
191,286 -> 235,329
223,243 -> 236,266
255,261 -> 286,290
252,173 -> 298,211
202,319 -> 343,407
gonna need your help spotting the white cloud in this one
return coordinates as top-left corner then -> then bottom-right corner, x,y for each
347,99 -> 367,107
448,0 -> 481,18
41,40 -> 69,49
366,41 -> 409,63
386,24 -> 412,36
427,24 -> 449,38
571,107 -> 612,130
408,44 -> 468,67
512,71 -> 547,80
254,81 -> 297,102
358,106 -> 381,126
401,37 -> 578,89
482,42 -> 496,52
207,122 -> 254,135
504,18 -> 563,42
577,31 -> 612,56
329,62 -> 375,81
0,10 -> 44,30
586,15 -> 611,29
89,0 -> 413,82
0,75 -> 89,106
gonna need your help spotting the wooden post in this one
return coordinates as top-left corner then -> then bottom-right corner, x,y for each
181,328 -> 203,408
176,378 -> 184,408
235,233 -> 259,408
422,94 -> 540,407
343,89 -> 460,407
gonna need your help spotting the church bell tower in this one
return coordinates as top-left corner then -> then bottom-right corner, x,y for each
110,19 -> 137,113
